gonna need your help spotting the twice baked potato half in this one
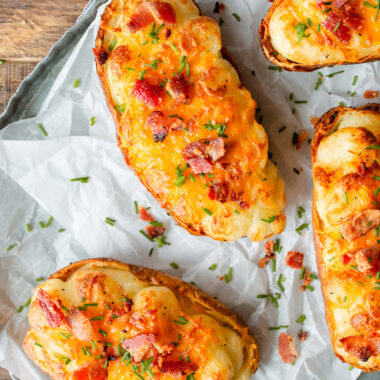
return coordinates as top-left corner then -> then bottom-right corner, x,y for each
23,258 -> 259,379
260,0 -> 380,71
94,0 -> 286,242
311,104 -> 380,371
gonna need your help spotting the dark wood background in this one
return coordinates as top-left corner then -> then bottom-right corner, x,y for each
0,0 -> 88,114
0,1 -> 88,378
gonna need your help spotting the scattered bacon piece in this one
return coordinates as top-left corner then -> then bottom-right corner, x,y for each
340,335 -> 380,362
146,224 -> 166,239
72,360 -> 108,380
341,210 -> 380,241
296,130 -> 309,150
323,12 -> 351,45
259,240 -> 276,268
298,330 -> 308,342
333,0 -> 348,8
138,206 -> 155,221
146,2 -> 177,25
300,268 -> 313,292
147,111 -> 169,142
285,251 -> 304,269
167,75 -> 191,104
127,4 -> 154,33
121,333 -> 156,362
37,289 -> 65,328
278,333 -> 299,364
123,297 -> 134,312
67,308 -> 95,341
182,137 -> 225,174
364,90 -> 379,99
93,48 -> 109,65
239,201 -> 250,210
132,79 -> 163,107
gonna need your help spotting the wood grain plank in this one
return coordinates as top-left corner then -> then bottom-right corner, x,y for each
0,0 -> 88,62
0,62 -> 36,114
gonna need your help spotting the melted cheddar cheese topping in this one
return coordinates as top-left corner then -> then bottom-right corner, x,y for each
23,263 -> 252,379
313,108 -> 380,371
96,0 -> 286,241
268,0 -> 380,66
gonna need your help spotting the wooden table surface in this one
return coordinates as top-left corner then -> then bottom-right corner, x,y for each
0,2 -> 88,377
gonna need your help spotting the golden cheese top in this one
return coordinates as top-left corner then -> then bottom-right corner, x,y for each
23,262 -> 253,379
313,107 -> 380,371
268,0 -> 380,66
95,0 -> 286,241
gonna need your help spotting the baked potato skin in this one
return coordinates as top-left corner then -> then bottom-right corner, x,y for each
260,0 -> 380,72
311,104 -> 380,371
23,258 -> 259,379
94,0 -> 286,242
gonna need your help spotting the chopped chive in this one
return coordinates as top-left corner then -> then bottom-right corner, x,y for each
70,176 -> 89,183
350,265 -> 358,271
344,191 -> 348,204
149,248 -> 154,257
234,210 -> 240,215
170,262 -> 179,269
90,116 -> 96,126
99,329 -> 107,336
91,340 -> 97,350
326,70 -> 344,78
202,208 -> 213,216
174,316 -> 188,325
294,100 -> 308,104
261,215 -> 276,223
73,79 -> 80,88
305,285 -> 314,291
17,306 -> 24,313
316,23 -> 320,32
170,43 -> 179,52
277,274 -> 285,292
296,314 -> 306,323
90,316 -> 104,321
45,216 -> 53,228
374,188 -> 380,197
62,304 -> 69,312
299,267 -> 306,280
39,221 -> 45,228
83,303 -> 98,307
272,259 -> 276,272
59,333 -> 72,339
35,277 -> 44,282
333,22 -> 340,32
306,18 -> 313,27
189,174 -> 195,182
293,168 -> 300,174
115,103 -> 126,113
109,38 -> 117,51
6,244 -> 14,251
268,325 -> 288,330
232,13 -> 241,21
26,224 -> 32,232
297,206 -> 305,218
37,123 -> 48,136
278,125 -> 287,133
134,200 -> 138,214
112,314 -> 119,319
58,228 -> 65,232
24,298 -> 31,307
352,75 -> 358,86
374,175 -> 380,181
34,342 -> 43,348
224,267 -> 233,283
296,223 -> 309,235
257,294 -> 268,299
209,263 -> 217,271
139,229 -> 153,241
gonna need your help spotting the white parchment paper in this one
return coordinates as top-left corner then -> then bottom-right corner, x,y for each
1,0 -> 379,379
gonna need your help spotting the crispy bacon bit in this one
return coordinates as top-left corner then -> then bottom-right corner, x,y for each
138,206 -> 154,221
127,5 -> 154,33
72,360 -> 108,380
147,111 -> 169,142
323,13 -> 351,45
121,333 -> 156,362
146,225 -> 166,239
340,335 -> 380,362
285,251 -> 304,269
160,360 -> 188,377
239,201 -> 250,210
123,297 -> 134,312
296,130 -> 309,150
37,289 -> 65,328
300,268 -> 313,291
278,333 -> 299,364
132,79 -> 163,107
333,0 -> 348,8
364,90 -> 379,99
341,210 -> 380,241
146,2 -> 177,25
355,246 -> 380,274
93,48 -> 109,65
167,75 -> 191,104
182,137 -> 226,174
259,240 -> 276,268
298,330 -> 308,342
208,182 -> 229,203
67,308 -> 95,341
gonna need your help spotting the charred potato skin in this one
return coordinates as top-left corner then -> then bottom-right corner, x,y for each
311,104 -> 380,371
